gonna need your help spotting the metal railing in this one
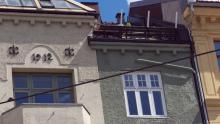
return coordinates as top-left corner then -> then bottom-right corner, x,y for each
197,0 -> 220,2
88,25 -> 190,44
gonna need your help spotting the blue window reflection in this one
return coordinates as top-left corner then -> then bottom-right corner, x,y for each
14,75 -> 28,88
137,74 -> 146,87
15,92 -> 28,105
124,75 -> 134,87
39,0 -> 54,8
13,73 -> 74,104
127,91 -> 138,115
58,75 -> 71,88
215,42 -> 220,69
35,94 -> 54,103
153,91 -> 164,115
215,42 -> 220,55
59,93 -> 73,103
32,75 -> 52,88
6,0 -> 21,6
150,75 -> 159,87
140,91 -> 151,115
21,0 -> 35,6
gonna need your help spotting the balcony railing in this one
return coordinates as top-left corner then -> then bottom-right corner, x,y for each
197,0 -> 220,2
88,25 -> 190,44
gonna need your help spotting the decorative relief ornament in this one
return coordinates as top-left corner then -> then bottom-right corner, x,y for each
8,44 -> 19,55
64,47 -> 74,57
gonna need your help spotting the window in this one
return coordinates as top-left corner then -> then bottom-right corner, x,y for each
0,0 -> 6,5
123,72 -> 167,118
5,0 -> 21,6
20,0 -> 35,6
215,41 -> 220,69
51,0 -> 81,9
3,0 -> 35,6
39,0 -> 54,8
13,73 -> 74,105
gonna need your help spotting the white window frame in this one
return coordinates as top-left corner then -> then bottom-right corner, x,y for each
122,72 -> 167,118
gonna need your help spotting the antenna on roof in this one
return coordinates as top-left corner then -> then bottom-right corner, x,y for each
175,11 -> 178,28
147,10 -> 150,28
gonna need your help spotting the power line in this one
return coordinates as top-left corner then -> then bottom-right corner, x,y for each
1,48 -> 220,105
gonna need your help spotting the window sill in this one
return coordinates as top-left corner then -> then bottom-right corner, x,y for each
127,115 -> 168,119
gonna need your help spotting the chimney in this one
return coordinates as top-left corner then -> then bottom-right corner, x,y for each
116,12 -> 125,25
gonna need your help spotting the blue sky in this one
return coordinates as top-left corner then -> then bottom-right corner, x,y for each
76,0 -> 129,22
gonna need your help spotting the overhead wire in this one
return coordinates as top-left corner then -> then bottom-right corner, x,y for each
0,48 -> 220,105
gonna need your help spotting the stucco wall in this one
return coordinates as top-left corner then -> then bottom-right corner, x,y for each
1,104 -> 91,124
96,45 -> 202,124
0,12 -> 104,124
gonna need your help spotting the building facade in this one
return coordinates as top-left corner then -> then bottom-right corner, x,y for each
0,0 -> 104,124
88,25 -> 203,124
183,0 -> 220,123
129,0 -> 186,26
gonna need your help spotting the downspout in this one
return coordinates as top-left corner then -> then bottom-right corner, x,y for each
186,3 -> 209,122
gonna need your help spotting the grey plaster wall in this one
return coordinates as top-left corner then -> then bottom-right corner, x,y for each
96,48 -> 203,124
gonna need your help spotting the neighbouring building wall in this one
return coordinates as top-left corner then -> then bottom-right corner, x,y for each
183,4 -> 220,124
161,0 -> 186,25
93,43 -> 203,124
0,12 -> 104,124
129,0 -> 186,25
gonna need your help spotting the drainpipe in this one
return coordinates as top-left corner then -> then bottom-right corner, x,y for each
185,1 -> 209,123
188,28 -> 209,124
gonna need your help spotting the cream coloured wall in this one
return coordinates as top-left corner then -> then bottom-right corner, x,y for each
184,6 -> 220,124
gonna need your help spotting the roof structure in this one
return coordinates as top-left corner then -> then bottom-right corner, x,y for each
130,0 -> 177,8
0,0 -> 96,15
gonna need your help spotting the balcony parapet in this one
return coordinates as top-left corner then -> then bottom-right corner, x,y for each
0,103 -> 91,124
88,25 -> 191,45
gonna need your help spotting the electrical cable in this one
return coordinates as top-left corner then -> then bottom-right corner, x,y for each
0,48 -> 220,105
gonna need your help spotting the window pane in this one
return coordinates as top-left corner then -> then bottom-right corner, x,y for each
124,75 -> 134,88
13,75 -> 28,88
52,0 -> 69,8
21,0 -> 35,6
52,0 -> 81,9
0,0 -> 6,5
39,0 -> 54,8
57,75 -> 71,88
127,91 -> 138,115
153,91 -> 164,115
15,92 -> 28,105
215,42 -> 220,55
150,75 -> 159,88
137,74 -> 147,87
6,0 -> 21,6
140,91 -> 151,115
32,75 -> 52,88
59,92 -> 73,103
35,94 -> 54,103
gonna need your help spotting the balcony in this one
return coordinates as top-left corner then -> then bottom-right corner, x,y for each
0,104 -> 91,124
197,0 -> 220,2
88,25 -> 190,44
